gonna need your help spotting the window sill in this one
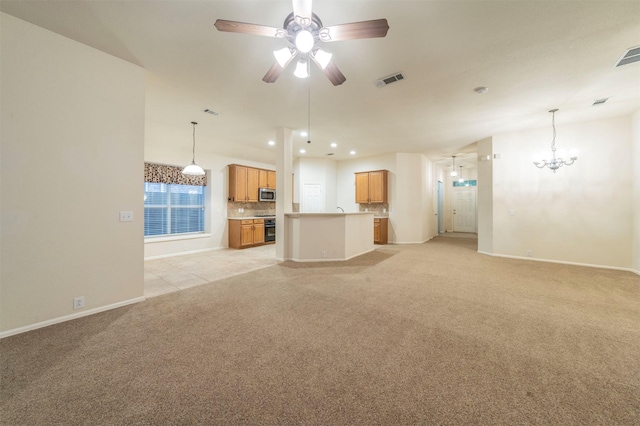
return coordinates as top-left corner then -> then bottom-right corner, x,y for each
144,233 -> 211,244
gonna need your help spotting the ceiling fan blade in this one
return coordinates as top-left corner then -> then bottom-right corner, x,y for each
321,19 -> 389,42
263,63 -> 285,83
214,19 -> 284,38
292,0 -> 312,26
323,62 -> 346,86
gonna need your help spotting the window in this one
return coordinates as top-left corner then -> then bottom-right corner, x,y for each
144,183 -> 205,237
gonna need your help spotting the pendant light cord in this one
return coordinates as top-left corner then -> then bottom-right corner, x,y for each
192,121 -> 197,163
307,63 -> 311,143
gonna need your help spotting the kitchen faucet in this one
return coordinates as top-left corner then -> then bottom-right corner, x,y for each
337,207 -> 344,213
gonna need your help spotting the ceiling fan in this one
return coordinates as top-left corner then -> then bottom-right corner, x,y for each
214,0 -> 389,86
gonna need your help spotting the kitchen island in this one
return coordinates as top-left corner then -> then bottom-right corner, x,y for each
284,212 -> 374,262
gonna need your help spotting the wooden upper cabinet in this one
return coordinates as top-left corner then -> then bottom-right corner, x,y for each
267,170 -> 276,189
247,167 -> 259,202
258,169 -> 277,189
355,172 -> 370,203
229,164 -> 260,202
355,170 -> 388,204
368,170 -> 388,203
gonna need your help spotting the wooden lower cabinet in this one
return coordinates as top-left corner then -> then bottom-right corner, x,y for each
374,218 -> 388,244
229,219 -> 266,249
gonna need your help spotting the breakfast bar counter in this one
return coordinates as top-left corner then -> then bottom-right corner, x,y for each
284,212 -> 374,262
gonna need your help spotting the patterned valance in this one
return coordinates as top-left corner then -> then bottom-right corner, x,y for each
144,162 -> 207,186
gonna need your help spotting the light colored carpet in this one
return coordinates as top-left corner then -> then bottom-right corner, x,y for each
1,237 -> 639,425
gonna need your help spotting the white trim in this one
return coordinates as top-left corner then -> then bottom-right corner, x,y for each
477,251 -> 637,274
144,247 -> 222,261
0,296 -> 146,339
286,248 -> 375,262
144,233 -> 212,244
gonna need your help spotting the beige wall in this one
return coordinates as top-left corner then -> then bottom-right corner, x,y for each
489,115 -> 633,269
335,153 -> 441,244
1,14 -> 145,334
632,109 -> 640,273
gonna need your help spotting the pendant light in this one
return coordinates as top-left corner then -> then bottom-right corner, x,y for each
458,166 -> 464,183
182,121 -> 205,176
450,156 -> 458,177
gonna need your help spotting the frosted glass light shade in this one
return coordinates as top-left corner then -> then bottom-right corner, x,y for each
274,47 -> 294,67
312,48 -> 332,69
294,60 -> 309,78
182,162 -> 205,176
295,30 -> 314,53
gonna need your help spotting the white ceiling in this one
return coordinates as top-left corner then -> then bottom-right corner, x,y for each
2,1 -> 639,169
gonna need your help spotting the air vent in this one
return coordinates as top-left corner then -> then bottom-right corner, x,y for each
615,46 -> 640,67
203,109 -> 219,116
326,153 -> 335,156
375,72 -> 406,88
592,98 -> 609,106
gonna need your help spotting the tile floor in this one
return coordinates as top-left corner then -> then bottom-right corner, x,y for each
144,244 -> 278,298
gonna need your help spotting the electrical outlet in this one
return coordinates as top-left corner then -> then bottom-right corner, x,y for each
526,250 -> 532,257
239,208 -> 244,213
321,251 -> 326,257
119,211 -> 133,222
73,296 -> 85,310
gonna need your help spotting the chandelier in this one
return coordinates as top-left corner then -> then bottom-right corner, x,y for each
533,109 -> 577,173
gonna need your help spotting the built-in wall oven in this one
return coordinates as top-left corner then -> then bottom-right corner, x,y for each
264,218 -> 275,242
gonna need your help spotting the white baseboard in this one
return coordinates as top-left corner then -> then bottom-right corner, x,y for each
286,248 -> 375,262
144,247 -> 222,261
0,296 -> 146,339
478,250 -> 637,274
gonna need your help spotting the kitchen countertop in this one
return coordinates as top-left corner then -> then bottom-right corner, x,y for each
228,216 -> 275,220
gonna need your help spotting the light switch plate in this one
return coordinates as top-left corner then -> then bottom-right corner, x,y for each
119,211 -> 133,222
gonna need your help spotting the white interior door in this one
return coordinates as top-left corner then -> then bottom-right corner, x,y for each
453,189 -> 476,233
302,183 -> 323,213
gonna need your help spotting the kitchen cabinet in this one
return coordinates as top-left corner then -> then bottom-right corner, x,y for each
355,170 -> 388,204
259,169 -> 276,189
374,218 -> 388,244
229,219 -> 265,249
228,164 -> 260,202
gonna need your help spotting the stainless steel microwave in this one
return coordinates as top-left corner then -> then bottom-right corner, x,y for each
259,188 -> 276,202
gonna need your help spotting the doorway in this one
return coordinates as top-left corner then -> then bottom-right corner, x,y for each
302,183 -> 324,213
453,189 -> 477,233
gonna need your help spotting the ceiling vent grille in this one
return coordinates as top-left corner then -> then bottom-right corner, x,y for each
592,98 -> 609,106
375,72 -> 405,88
615,46 -> 640,67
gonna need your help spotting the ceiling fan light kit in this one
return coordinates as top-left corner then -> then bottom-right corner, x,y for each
214,0 -> 389,86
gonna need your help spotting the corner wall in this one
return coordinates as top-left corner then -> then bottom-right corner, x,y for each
1,14 -> 145,334
632,109 -> 640,273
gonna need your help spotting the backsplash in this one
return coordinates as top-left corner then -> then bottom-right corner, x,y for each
359,203 -> 389,217
228,201 -> 275,218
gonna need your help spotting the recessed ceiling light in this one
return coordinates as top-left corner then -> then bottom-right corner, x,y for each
330,142 -> 337,148
299,149 -> 306,154
350,150 -> 356,155
300,131 -> 308,137
474,87 -> 488,94
268,140 -> 275,146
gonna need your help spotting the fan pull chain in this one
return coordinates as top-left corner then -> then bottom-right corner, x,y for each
307,62 -> 311,144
